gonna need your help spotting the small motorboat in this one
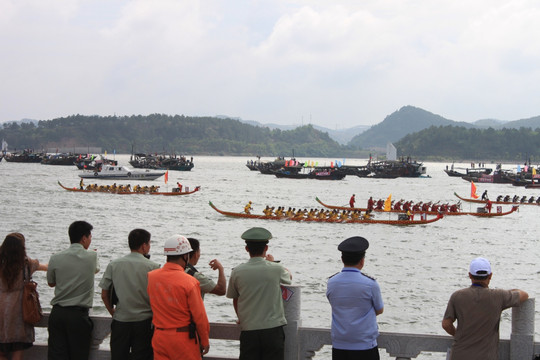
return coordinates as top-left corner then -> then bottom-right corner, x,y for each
78,165 -> 165,180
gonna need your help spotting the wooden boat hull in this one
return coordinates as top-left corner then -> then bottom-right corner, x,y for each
315,197 -> 519,217
209,202 -> 442,226
454,192 -> 540,206
58,181 -> 200,196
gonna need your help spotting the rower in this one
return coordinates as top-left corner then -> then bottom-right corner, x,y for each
244,201 -> 253,214
339,210 -> 349,221
362,210 -> 373,220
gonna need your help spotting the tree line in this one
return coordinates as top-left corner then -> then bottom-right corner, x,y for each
395,125 -> 540,162
0,114 -> 370,158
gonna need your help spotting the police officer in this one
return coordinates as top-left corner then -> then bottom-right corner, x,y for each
226,227 -> 292,360
326,236 -> 384,360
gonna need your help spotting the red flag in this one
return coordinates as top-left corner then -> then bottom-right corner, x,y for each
471,181 -> 479,199
164,170 -> 168,184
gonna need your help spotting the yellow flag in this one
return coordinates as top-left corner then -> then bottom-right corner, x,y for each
384,194 -> 392,211
104,150 -> 107,156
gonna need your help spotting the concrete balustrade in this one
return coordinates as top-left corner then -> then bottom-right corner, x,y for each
26,286 -> 539,359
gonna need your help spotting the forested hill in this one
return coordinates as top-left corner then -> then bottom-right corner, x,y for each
348,106 -> 474,149
395,125 -> 540,162
0,114 -> 368,157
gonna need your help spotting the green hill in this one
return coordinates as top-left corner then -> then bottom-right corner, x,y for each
0,114 -> 369,158
348,106 -> 474,149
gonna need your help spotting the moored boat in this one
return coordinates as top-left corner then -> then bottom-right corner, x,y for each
208,201 -> 443,226
78,165 -> 165,180
274,167 -> 346,180
58,181 -> 200,196
129,153 -> 194,171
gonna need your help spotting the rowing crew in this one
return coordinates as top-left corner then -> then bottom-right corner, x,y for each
84,183 -> 161,193
367,198 -> 461,213
261,206 -> 375,221
495,195 -> 540,204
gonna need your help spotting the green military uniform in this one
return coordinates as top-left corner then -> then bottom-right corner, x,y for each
99,252 -> 160,321
226,227 -> 292,360
185,263 -> 216,300
99,252 -> 160,360
47,243 -> 99,360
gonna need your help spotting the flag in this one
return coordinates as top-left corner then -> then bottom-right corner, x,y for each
471,181 -> 479,199
105,150 -> 107,156
384,194 -> 392,212
164,170 -> 168,184
533,168 -> 537,175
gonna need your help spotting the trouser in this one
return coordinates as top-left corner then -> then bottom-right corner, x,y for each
111,318 -> 154,360
48,305 -> 93,360
332,346 -> 380,360
239,326 -> 285,360
152,328 -> 201,360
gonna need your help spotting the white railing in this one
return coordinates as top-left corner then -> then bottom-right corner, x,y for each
27,286 -> 539,360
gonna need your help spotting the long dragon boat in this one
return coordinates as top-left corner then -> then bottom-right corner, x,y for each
209,201 -> 443,226
58,181 -> 200,196
316,197 -> 519,217
454,192 -> 540,206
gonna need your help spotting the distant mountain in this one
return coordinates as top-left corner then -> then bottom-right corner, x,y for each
347,106 -> 475,149
473,119 -> 508,128
235,118 -> 369,144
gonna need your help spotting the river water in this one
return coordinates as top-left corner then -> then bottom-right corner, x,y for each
0,156 -> 538,359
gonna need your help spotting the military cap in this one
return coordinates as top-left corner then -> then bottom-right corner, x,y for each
338,236 -> 369,253
241,227 -> 272,242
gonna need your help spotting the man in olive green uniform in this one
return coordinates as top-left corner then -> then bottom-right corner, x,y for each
47,221 -> 100,360
186,237 -> 226,300
99,228 -> 160,360
226,227 -> 292,360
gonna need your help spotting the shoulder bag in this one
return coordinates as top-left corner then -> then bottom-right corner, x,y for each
22,261 -> 43,325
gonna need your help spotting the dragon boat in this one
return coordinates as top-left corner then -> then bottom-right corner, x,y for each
316,197 -> 519,218
454,192 -> 540,206
208,201 -> 443,226
58,181 -> 200,196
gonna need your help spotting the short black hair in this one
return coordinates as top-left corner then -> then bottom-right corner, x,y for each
341,251 -> 365,266
471,274 -> 490,281
187,238 -> 200,253
68,221 -> 93,244
246,242 -> 267,256
128,229 -> 151,250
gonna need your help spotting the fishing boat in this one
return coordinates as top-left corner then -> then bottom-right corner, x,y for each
315,197 -> 519,218
454,192 -> 540,206
274,167 -> 347,180
58,181 -> 200,196
129,153 -> 194,171
208,202 -> 443,226
78,165 -> 165,180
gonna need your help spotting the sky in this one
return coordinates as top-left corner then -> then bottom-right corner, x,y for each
2,0 -> 540,129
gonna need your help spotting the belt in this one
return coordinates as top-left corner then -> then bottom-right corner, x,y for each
155,326 -> 190,332
53,305 -> 89,313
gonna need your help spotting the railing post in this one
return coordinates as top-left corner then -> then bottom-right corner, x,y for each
510,298 -> 535,360
283,285 -> 302,360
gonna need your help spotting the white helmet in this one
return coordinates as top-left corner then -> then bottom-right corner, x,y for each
164,234 -> 192,255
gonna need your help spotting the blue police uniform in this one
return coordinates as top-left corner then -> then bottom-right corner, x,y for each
327,268 -> 383,350
326,236 -> 384,359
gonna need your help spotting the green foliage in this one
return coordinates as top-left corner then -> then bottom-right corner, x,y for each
396,125 -> 540,162
0,114 -> 369,157
348,105 -> 476,149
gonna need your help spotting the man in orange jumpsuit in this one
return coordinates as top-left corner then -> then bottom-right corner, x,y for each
147,235 -> 210,360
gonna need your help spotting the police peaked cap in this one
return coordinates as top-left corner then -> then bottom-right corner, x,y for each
338,236 -> 369,253
241,227 -> 272,243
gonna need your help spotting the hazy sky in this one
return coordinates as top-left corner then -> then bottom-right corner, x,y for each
2,0 -> 540,128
